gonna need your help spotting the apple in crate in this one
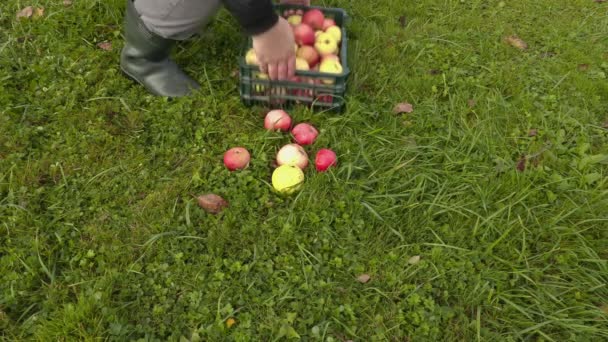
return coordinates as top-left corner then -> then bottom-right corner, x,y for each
315,32 -> 338,56
302,9 -> 325,30
325,26 -> 342,43
297,45 -> 320,68
287,15 -> 302,26
323,18 -> 336,30
294,23 -> 315,46
319,58 -> 343,85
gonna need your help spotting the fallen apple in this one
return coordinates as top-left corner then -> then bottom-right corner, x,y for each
315,148 -> 337,171
292,123 -> 319,145
264,109 -> 292,132
277,143 -> 309,169
294,23 -> 315,46
302,8 -> 325,30
223,147 -> 250,171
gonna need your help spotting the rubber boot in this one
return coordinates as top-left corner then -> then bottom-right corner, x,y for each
120,0 -> 200,97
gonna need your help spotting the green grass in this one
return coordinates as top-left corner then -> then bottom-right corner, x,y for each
1,0 -> 607,340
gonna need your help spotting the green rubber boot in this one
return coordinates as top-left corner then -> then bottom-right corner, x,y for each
120,0 -> 200,97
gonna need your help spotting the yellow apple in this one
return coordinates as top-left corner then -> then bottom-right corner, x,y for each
325,26 -> 341,43
287,15 -> 302,26
295,57 -> 310,71
314,32 -> 338,56
319,59 -> 343,85
245,48 -> 258,65
253,72 -> 268,92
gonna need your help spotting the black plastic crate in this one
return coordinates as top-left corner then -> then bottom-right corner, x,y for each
238,4 -> 350,112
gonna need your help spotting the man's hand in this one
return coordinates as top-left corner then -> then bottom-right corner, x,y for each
252,17 -> 296,80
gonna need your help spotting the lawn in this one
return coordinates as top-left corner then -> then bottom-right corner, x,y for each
1,0 -> 608,340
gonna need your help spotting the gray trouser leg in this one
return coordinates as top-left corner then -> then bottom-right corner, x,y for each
134,0 -> 222,40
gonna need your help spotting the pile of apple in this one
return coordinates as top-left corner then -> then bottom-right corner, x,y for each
245,8 -> 344,102
223,109 -> 337,193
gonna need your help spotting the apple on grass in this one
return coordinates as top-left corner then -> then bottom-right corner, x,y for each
315,32 -> 338,56
294,23 -> 315,46
264,109 -> 292,132
277,144 -> 309,169
302,9 -> 325,30
292,123 -> 319,145
315,149 -> 337,171
224,147 -> 250,171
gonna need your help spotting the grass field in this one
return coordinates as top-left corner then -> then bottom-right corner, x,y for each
1,0 -> 608,340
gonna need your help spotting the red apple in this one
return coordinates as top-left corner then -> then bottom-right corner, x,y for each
264,109 -> 292,132
322,18 -> 336,31
292,123 -> 319,145
223,147 -> 250,171
277,143 -> 309,169
302,9 -> 325,30
296,45 -> 320,68
294,24 -> 315,46
315,149 -> 337,171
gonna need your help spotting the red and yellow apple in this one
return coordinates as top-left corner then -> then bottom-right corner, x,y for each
224,147 -> 250,171
292,123 -> 319,145
294,23 -> 315,46
264,109 -> 292,132
277,143 -> 309,169
296,45 -> 320,68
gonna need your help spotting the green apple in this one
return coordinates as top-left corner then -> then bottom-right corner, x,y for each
314,32 -> 338,56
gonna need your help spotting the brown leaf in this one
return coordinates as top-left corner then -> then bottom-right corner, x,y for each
393,102 -> 414,114
602,120 -> 608,129
578,64 -> 590,71
356,274 -> 371,284
408,255 -> 421,265
16,6 -> 34,19
528,129 -> 538,137
467,99 -> 476,108
398,16 -> 407,28
97,41 -> 112,51
595,0 -> 606,3
505,35 -> 528,50
516,156 -> 526,172
197,194 -> 228,214
429,69 -> 441,75
63,0 -> 73,6
600,304 -> 608,314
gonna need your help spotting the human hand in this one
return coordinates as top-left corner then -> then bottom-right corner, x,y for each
252,17 -> 296,80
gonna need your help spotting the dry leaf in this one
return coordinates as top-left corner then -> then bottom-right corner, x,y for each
226,318 -> 237,328
34,7 -> 44,18
97,41 -> 112,51
602,120 -> 608,129
393,102 -> 414,114
356,274 -> 371,284
429,69 -> 441,75
595,0 -> 606,3
197,194 -> 228,214
398,15 -> 407,28
516,156 -> 526,172
600,304 -> 608,314
505,35 -> 528,50
467,99 -> 476,108
578,64 -> 590,71
63,0 -> 73,6
408,255 -> 421,265
17,6 -> 34,19
528,129 -> 538,137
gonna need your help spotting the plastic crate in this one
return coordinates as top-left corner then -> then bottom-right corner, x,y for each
238,4 -> 350,112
